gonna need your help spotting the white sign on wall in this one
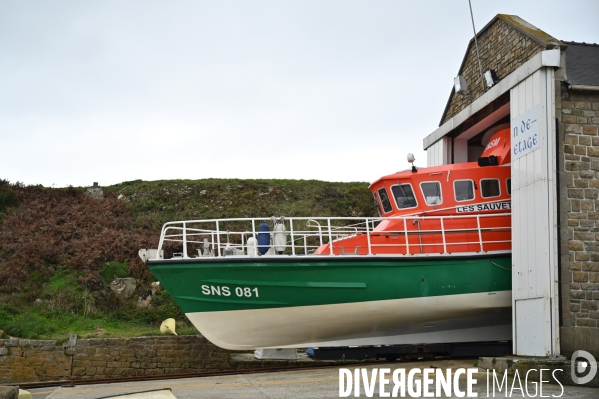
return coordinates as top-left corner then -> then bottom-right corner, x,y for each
511,105 -> 540,160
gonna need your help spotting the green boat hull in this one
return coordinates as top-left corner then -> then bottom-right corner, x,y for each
148,253 -> 512,349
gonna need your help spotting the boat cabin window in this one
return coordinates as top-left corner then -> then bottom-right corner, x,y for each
420,182 -> 442,206
377,187 -> 393,213
480,179 -> 501,198
373,192 -> 382,216
391,184 -> 417,209
454,180 -> 475,202
506,178 -> 511,195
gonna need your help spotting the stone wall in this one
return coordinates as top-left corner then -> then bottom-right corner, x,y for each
441,17 -> 545,125
557,83 -> 599,357
0,338 -> 71,383
0,335 -> 229,384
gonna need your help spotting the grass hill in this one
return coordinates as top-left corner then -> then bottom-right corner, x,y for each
0,178 -> 375,340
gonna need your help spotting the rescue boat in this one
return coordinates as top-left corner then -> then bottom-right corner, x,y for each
143,128 -> 513,350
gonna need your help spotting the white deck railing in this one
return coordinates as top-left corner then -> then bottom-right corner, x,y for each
154,213 -> 511,259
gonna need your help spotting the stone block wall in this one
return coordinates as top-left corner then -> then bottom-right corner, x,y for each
557,83 -> 599,357
71,336 -> 229,379
0,338 -> 71,383
442,17 -> 545,124
0,335 -> 229,384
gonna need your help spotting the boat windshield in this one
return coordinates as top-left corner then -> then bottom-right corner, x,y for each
373,192 -> 382,216
391,184 -> 417,209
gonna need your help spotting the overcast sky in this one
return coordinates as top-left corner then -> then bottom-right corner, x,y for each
1,1 -> 598,187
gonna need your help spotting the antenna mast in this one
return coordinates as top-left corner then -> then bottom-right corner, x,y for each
468,0 -> 485,91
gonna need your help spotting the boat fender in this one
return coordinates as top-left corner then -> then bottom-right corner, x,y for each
273,222 -> 286,255
202,238 -> 211,256
246,236 -> 258,256
257,221 -> 270,255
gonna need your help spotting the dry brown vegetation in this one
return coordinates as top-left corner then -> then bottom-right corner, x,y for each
0,178 -> 375,294
0,182 -> 155,294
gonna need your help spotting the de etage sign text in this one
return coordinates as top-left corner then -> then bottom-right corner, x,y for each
511,105 -> 540,160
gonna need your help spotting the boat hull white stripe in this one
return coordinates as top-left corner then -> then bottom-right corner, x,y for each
186,291 -> 512,350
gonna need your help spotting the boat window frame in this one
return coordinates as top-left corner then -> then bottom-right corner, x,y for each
390,183 -> 418,210
480,178 -> 501,199
453,179 -> 476,202
420,181 -> 443,206
373,192 -> 383,216
506,178 -> 511,195
377,187 -> 393,214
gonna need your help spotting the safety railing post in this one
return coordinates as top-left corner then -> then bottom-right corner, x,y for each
365,218 -> 372,255
476,215 -> 483,252
327,218 -> 334,255
182,222 -> 188,258
440,217 -> 447,254
216,220 -> 221,257
250,219 -> 256,256
157,227 -> 166,259
404,218 -> 410,255
290,218 -> 296,256
303,235 -> 308,255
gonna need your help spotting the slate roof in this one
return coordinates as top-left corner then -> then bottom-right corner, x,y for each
564,41 -> 599,86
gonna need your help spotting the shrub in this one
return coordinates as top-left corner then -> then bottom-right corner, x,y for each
0,187 -> 18,212
0,307 -> 56,339
100,261 -> 130,284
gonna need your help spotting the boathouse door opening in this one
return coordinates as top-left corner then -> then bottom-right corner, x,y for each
424,50 -> 562,357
